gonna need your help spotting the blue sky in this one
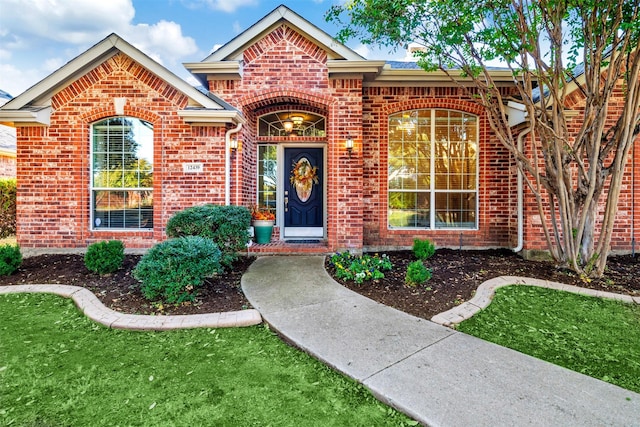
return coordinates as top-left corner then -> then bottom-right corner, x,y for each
0,0 -> 408,98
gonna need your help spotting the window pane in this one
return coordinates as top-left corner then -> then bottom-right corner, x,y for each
92,117 -> 153,230
388,192 -> 430,228
435,192 -> 476,228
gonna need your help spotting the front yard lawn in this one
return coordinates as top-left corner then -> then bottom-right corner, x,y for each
0,293 -> 413,426
457,285 -> 640,393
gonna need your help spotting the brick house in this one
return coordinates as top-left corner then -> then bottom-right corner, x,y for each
0,5 -> 638,256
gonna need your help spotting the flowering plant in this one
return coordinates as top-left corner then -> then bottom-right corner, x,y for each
328,252 -> 393,284
251,205 -> 275,221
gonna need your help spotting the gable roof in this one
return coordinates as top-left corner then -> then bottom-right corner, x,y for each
205,4 -> 364,62
0,33 -> 244,126
184,5 -> 383,85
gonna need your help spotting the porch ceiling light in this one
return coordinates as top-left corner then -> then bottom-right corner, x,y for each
345,136 -> 354,156
283,118 -> 294,133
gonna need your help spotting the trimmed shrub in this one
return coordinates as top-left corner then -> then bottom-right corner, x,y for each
413,238 -> 436,260
405,260 -> 432,287
0,178 -> 17,238
84,240 -> 125,275
0,243 -> 22,276
166,204 -> 251,269
133,236 -> 222,303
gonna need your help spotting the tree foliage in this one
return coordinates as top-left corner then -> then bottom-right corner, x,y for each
328,0 -> 640,277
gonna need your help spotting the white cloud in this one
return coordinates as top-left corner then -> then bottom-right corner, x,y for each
0,0 -> 200,95
0,49 -> 11,61
0,0 -> 134,44
202,0 -> 257,13
232,20 -> 242,35
352,43 -> 370,58
0,63 -> 46,98
124,20 -> 198,66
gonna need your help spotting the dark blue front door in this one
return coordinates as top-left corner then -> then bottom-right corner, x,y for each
284,147 -> 323,229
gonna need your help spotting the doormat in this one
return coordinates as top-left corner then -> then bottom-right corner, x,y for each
286,239 -> 321,244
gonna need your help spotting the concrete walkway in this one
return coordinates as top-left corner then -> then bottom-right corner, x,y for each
241,256 -> 640,427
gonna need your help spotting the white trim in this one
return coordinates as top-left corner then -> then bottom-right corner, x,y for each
255,143 -> 327,240
388,108 -> 480,230
284,227 -> 324,238
89,117 -> 154,231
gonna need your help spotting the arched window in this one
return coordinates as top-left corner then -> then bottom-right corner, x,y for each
258,111 -> 325,137
91,117 -> 153,229
388,109 -> 478,229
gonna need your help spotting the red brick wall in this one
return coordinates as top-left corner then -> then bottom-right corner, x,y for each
361,87 -> 518,250
521,76 -> 640,255
209,24 -> 364,252
15,53 -> 228,249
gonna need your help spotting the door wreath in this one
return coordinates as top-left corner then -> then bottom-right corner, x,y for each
290,157 -> 319,202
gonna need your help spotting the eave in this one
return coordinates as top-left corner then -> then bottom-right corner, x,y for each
177,109 -> 246,126
366,67 -> 519,86
0,107 -> 51,126
327,60 -> 386,78
184,61 -> 242,82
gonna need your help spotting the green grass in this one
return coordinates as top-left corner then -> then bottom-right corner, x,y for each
457,285 -> 640,393
0,293 -> 415,426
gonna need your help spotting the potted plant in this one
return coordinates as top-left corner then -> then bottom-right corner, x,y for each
251,206 -> 275,244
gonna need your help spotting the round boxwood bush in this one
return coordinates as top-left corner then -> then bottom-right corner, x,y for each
165,204 -> 251,269
413,238 -> 436,260
84,240 -> 125,275
133,236 -> 222,304
0,243 -> 22,276
405,260 -> 432,287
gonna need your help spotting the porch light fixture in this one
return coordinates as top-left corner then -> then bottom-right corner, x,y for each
345,136 -> 354,156
292,116 -> 304,126
230,136 -> 239,151
283,117 -> 294,133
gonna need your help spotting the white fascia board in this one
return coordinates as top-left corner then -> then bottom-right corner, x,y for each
183,61 -> 242,80
177,109 -> 246,125
327,60 -> 386,76
0,107 -> 51,126
506,101 -> 528,127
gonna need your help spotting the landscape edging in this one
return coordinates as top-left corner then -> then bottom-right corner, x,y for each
430,275 -> 640,327
0,284 -> 262,330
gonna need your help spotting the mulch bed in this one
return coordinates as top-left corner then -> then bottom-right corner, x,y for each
1,249 -> 638,320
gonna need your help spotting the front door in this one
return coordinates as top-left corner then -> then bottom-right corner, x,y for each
284,147 -> 324,238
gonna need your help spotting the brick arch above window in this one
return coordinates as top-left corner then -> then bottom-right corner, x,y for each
241,88 -> 336,112
81,106 -> 161,126
382,99 -> 485,117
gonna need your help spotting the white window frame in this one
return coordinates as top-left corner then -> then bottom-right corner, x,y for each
90,117 -> 154,231
388,109 -> 479,230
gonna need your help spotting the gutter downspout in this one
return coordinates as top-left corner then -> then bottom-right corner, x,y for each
513,126 -> 532,253
225,123 -> 242,206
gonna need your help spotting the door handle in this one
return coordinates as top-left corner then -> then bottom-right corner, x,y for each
284,196 -> 288,212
